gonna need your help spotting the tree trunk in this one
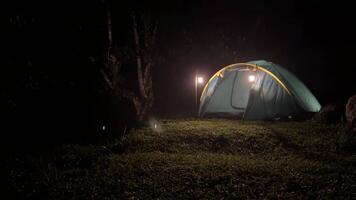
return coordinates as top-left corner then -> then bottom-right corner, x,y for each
131,13 -> 156,122
106,2 -> 112,50
100,1 -> 121,94
132,14 -> 147,99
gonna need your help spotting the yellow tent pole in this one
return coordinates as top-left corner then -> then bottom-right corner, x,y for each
199,63 -> 291,102
256,66 -> 291,95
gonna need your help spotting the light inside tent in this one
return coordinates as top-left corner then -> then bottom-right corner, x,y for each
248,75 -> 256,83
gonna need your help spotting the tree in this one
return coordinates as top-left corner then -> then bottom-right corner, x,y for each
94,0 -> 132,143
100,1 -> 122,96
99,2 -> 158,125
131,13 -> 157,122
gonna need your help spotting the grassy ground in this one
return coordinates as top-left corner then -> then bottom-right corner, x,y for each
6,119 -> 356,199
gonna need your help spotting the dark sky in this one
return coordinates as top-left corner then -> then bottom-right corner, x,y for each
4,0 -> 356,118
151,0 -> 356,115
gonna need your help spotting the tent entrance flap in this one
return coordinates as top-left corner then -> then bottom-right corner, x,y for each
231,71 -> 251,110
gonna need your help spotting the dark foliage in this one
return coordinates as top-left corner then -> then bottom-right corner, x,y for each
2,1 -> 145,151
314,102 -> 346,124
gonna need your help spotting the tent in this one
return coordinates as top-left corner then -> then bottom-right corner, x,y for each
199,60 -> 321,120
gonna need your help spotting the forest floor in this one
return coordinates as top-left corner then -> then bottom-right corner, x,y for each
6,119 -> 356,199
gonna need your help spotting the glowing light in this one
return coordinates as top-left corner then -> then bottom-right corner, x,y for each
102,125 -> 106,131
197,77 -> 204,84
248,75 -> 256,83
149,118 -> 163,132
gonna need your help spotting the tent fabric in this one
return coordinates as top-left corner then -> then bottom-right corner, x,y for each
199,60 -> 321,119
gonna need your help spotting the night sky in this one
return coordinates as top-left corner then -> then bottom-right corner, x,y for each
4,0 -> 356,119
152,0 -> 356,116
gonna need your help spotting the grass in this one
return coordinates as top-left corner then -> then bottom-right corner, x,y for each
6,119 -> 356,199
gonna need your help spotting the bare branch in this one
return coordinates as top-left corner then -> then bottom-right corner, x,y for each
151,20 -> 158,44
100,69 -> 114,89
132,14 -> 147,99
143,62 -> 152,86
106,1 -> 113,50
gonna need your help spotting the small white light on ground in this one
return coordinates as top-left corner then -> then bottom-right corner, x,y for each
149,118 -> 163,132
197,77 -> 204,84
248,75 -> 256,82
102,125 -> 106,131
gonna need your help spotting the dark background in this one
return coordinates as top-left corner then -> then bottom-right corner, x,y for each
153,0 -> 356,116
3,0 -> 356,146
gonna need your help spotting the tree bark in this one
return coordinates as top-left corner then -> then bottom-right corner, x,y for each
100,1 -> 121,94
131,13 -> 156,122
132,14 -> 147,99
106,2 -> 112,50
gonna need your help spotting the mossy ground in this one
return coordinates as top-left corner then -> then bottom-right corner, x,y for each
6,119 -> 356,199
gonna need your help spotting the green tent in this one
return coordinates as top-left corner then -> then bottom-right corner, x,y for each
199,60 -> 321,119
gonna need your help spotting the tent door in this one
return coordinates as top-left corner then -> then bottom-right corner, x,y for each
231,71 -> 251,110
